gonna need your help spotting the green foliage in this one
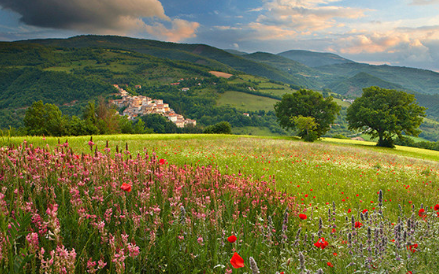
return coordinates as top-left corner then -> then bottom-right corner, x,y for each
140,114 -> 178,134
23,101 -> 67,136
347,86 -> 427,148
0,68 -> 114,109
291,115 -> 318,142
274,89 -> 341,138
331,134 -> 348,139
203,121 -> 232,134
327,72 -> 408,97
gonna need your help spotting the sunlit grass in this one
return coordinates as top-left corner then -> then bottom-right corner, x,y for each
1,134 -> 439,273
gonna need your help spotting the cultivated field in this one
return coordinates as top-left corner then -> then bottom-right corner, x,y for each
1,135 -> 438,273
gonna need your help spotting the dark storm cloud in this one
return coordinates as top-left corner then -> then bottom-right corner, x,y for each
0,0 -> 168,33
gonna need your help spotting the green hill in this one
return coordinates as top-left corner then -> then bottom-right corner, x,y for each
2,35 -> 439,141
278,49 -> 354,67
316,62 -> 439,95
19,35 -> 308,87
327,72 -> 408,97
242,52 -> 323,89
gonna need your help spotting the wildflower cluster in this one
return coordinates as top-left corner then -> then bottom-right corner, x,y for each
0,137 -> 438,273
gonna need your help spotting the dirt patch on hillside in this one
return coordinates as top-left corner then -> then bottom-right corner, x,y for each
209,71 -> 233,78
351,137 -> 365,141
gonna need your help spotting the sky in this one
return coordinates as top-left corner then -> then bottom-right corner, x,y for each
1,0 -> 439,71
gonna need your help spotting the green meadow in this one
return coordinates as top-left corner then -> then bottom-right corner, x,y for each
1,134 -> 438,273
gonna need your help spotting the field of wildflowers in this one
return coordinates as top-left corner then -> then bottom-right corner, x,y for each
1,134 -> 439,273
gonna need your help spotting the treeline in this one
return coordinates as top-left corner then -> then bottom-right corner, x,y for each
394,137 -> 439,152
14,100 -> 207,137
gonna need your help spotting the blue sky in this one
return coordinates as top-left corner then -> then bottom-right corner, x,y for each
1,0 -> 439,71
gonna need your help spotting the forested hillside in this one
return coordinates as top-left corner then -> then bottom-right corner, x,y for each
1,35 -> 439,141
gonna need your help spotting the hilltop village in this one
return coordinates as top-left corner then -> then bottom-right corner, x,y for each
110,85 -> 196,128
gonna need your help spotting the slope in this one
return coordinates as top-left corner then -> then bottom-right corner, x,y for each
316,63 -> 439,95
18,35 -> 309,87
327,72 -> 409,97
278,50 -> 354,67
242,52 -> 323,89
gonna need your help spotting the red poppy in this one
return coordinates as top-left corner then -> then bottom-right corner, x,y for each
434,204 -> 439,211
299,214 -> 307,220
418,208 -> 425,217
314,237 -> 329,249
159,158 -> 166,165
327,262 -> 334,267
407,243 -> 418,253
355,221 -> 363,228
333,252 -> 337,256
227,235 -> 237,243
347,209 -> 351,213
230,252 -> 244,268
121,183 -> 132,192
362,209 -> 368,214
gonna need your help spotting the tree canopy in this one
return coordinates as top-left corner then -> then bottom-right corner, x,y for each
203,121 -> 232,134
346,86 -> 426,147
274,89 -> 341,140
24,100 -> 66,136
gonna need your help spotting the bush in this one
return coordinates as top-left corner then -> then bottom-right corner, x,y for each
204,121 -> 232,134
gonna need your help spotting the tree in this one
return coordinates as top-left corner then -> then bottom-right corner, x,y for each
274,89 -> 341,139
291,115 -> 318,142
204,121 -> 232,134
96,98 -> 120,134
140,114 -> 178,133
24,100 -> 67,136
346,86 -> 426,148
133,118 -> 147,134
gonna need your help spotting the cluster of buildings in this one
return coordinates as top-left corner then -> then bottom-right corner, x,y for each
110,85 -> 196,128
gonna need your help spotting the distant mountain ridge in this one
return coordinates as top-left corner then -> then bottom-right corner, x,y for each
278,50 -> 355,67
327,72 -> 409,97
18,35 -> 309,87
1,35 -> 439,141
18,35 -> 439,96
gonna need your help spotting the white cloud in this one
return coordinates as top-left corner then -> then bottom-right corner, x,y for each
143,19 -> 199,42
243,0 -> 368,40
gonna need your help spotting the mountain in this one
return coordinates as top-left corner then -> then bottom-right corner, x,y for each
278,50 -> 354,67
19,36 -> 439,95
327,72 -> 409,97
224,49 -> 248,56
316,63 -> 439,95
18,35 -> 309,87
2,35 -> 439,140
242,51 -> 323,89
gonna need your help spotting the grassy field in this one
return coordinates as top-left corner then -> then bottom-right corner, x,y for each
1,134 -> 438,273
217,91 -> 279,111
232,126 -> 282,136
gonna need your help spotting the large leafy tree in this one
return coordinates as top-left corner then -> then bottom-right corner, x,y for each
24,100 -> 67,136
347,86 -> 426,147
274,89 -> 341,139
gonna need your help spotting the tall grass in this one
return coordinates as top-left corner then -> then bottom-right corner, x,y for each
0,135 -> 438,273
